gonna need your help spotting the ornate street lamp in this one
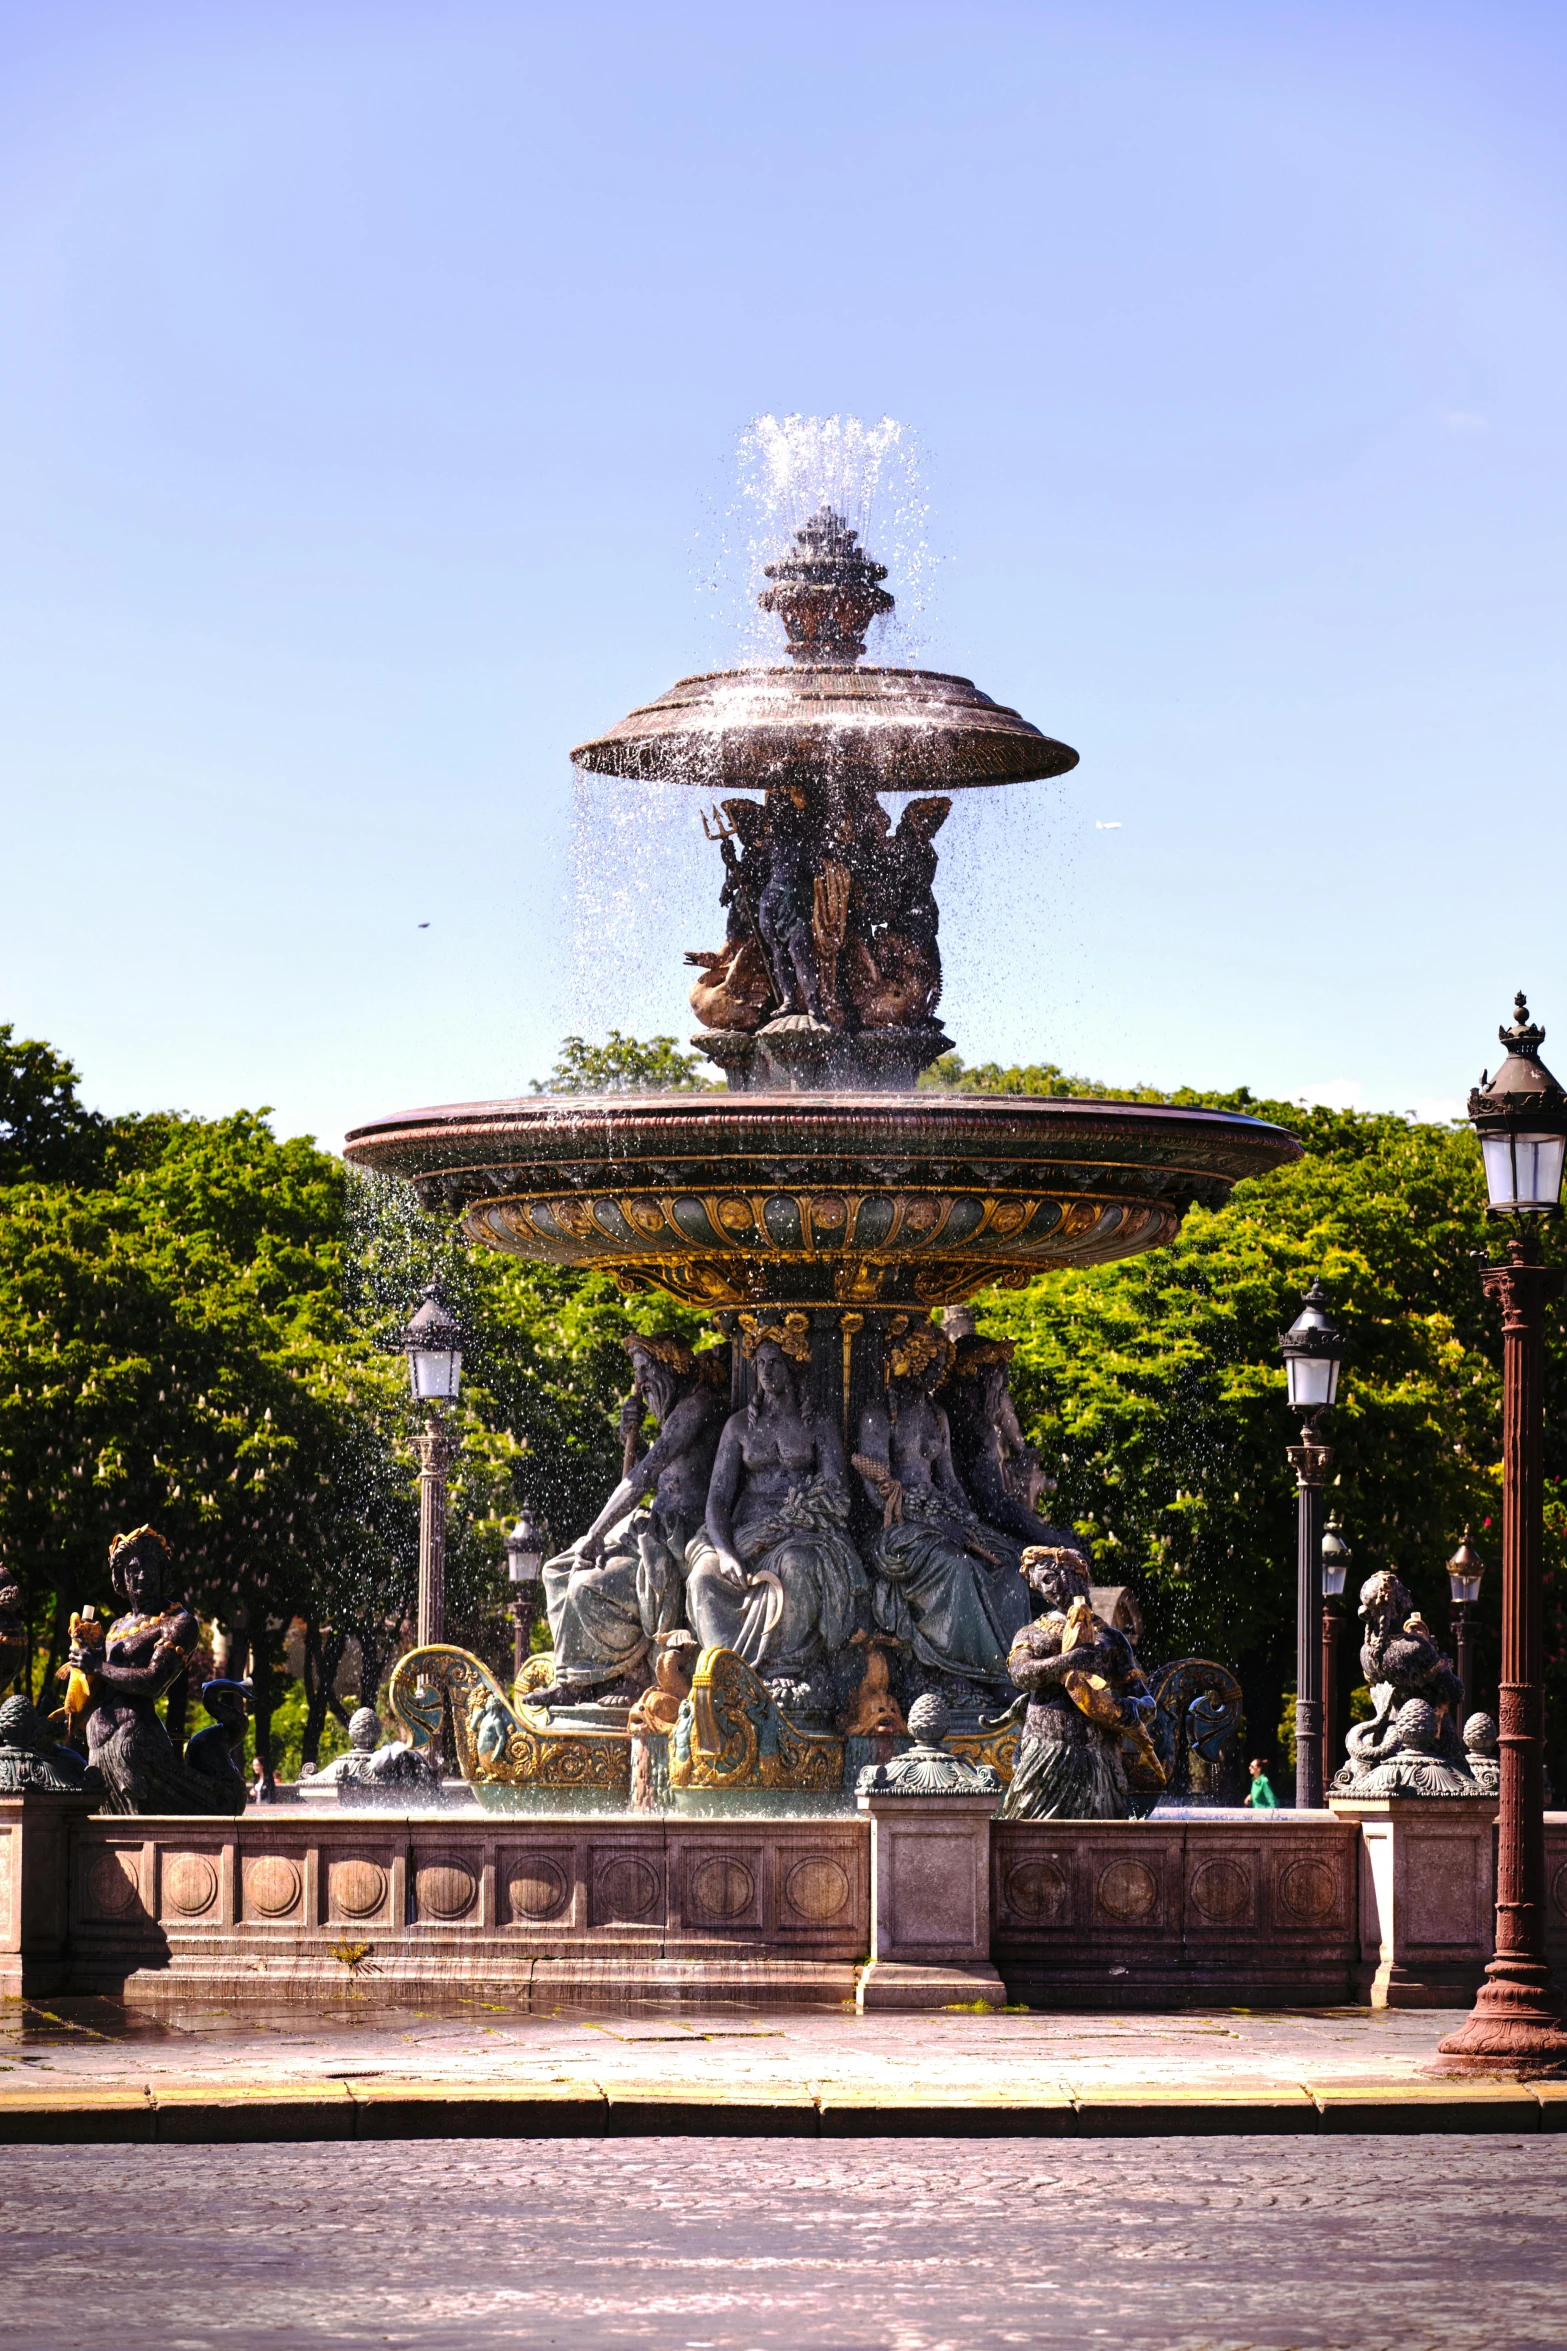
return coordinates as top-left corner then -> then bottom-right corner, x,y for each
1442,994 -> 1567,2067
1446,1526 -> 1487,1720
505,1501 -> 548,1684
399,1282 -> 465,1651
1280,1279 -> 1347,1810
1320,1512 -> 1353,1795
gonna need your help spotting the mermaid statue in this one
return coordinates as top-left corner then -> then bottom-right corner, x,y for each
853,1319 -> 1032,1707
684,1313 -> 867,1721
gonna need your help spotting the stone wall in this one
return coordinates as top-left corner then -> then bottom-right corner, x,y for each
992,1815 -> 1361,2008
10,1795 -> 1567,2009
61,1807 -> 870,2005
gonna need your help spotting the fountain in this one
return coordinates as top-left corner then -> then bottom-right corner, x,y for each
8,463 -> 1549,2016
344,488 -> 1302,1822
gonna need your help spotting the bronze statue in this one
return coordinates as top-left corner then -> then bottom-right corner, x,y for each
684,1314 -> 866,1716
1330,1570 -> 1478,1797
853,1320 -> 1031,1706
687,772 -> 951,1044
939,1321 -> 1086,1553
537,1336 -> 729,1709
998,1547 -> 1156,1820
69,1528 -> 245,1815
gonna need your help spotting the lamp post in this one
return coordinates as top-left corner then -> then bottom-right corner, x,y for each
1441,994 -> 1567,2067
1446,1526 -> 1487,1721
1280,1279 -> 1347,1811
1320,1512 -> 1352,1797
505,1502 -> 548,1684
400,1282 -> 465,1651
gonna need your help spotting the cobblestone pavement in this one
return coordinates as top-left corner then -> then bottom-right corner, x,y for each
0,2133 -> 1560,2351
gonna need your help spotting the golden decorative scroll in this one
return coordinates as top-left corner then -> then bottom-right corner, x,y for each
388,1645 -> 630,1795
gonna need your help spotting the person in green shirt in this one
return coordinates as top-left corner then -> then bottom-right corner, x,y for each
1244,1756 -> 1277,1809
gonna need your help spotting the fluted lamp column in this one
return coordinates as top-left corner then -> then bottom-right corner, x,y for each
1320,1513 -> 1352,1797
400,1281 -> 466,1652
1280,1280 -> 1347,1811
1442,995 -> 1567,2067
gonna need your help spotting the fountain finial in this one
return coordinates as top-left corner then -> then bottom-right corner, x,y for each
758,505 -> 893,665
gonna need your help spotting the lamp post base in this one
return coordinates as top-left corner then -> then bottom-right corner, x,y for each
1438,1961 -> 1567,2067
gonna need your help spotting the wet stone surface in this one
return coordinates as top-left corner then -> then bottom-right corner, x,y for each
0,2133 -> 1562,2350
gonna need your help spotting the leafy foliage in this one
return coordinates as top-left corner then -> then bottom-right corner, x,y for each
2,1021 -> 1561,1790
935,1059 -> 1561,1777
0,1025 -> 109,1185
532,1031 -> 716,1094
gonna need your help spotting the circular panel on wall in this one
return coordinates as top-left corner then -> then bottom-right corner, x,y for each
1096,1858 -> 1158,1924
416,1856 -> 479,1922
244,1856 -> 302,1918
595,1854 -> 661,1922
784,1857 -> 851,1923
690,1854 -> 755,1920
1189,1856 -> 1251,1925
87,1850 -> 142,1917
162,1853 -> 219,1918
1278,1857 -> 1337,1924
329,1859 -> 388,1921
507,1854 -> 570,1923
1004,1858 -> 1069,1923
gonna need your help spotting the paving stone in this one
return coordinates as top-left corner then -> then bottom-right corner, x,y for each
0,2137 -> 1563,2349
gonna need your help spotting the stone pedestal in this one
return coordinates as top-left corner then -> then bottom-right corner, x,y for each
856,1791 -> 1004,2011
0,1792 -> 92,1997
1330,1796 -> 1498,2008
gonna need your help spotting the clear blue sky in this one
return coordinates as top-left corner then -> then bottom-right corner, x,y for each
3,1 -> 1566,1144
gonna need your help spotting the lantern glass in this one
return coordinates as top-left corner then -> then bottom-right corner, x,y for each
1479,1130 -> 1567,1216
1448,1564 -> 1483,1606
1321,1521 -> 1351,1599
1286,1351 -> 1340,1411
409,1345 -> 462,1402
506,1508 -> 546,1585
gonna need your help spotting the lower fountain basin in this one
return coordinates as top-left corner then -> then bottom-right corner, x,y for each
343,1090 -> 1301,1308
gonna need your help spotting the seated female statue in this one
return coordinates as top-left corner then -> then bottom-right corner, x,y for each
537,1336 -> 729,1708
853,1321 -> 1031,1704
684,1315 -> 867,1715
70,1527 -> 246,1815
940,1324 -> 1086,1554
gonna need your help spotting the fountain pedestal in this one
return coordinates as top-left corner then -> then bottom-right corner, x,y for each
857,1792 -> 1004,2011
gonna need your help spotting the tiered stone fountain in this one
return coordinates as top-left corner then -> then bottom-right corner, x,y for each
344,507 -> 1300,1821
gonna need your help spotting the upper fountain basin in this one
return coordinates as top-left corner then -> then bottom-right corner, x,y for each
570,665 -> 1079,791
344,1091 -> 1301,1311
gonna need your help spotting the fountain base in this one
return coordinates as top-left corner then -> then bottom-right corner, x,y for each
693,1021 -> 955,1094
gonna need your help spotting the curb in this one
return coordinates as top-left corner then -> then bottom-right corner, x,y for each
0,2076 -> 1559,2143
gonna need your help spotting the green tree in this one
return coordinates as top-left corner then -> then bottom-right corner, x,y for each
933,1059 -> 1561,1779
532,1031 -> 716,1094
